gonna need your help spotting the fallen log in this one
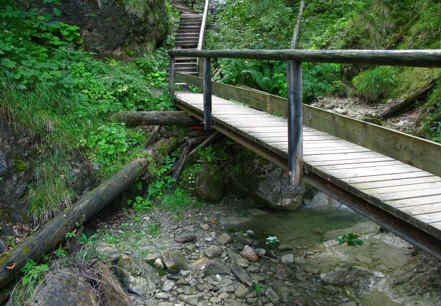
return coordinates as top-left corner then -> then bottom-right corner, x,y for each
113,111 -> 200,127
381,80 -> 437,119
0,158 -> 148,288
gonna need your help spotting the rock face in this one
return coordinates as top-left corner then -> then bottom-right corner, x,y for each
195,165 -> 225,203
45,0 -> 170,54
25,269 -> 99,306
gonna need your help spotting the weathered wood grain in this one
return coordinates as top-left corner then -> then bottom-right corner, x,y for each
170,49 -> 441,67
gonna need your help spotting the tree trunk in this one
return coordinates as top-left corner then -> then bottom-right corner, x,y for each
381,80 -> 437,119
0,158 -> 148,288
291,0 -> 305,49
113,111 -> 200,127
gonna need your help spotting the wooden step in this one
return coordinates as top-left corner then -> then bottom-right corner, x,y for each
175,57 -> 197,62
175,63 -> 197,68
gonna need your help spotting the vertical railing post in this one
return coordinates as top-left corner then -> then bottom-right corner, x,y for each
169,56 -> 175,101
287,60 -> 303,185
203,57 -> 212,131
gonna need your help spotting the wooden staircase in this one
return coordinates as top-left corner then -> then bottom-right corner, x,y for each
173,0 -> 203,75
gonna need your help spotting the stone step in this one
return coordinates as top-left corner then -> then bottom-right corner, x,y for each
175,57 -> 197,62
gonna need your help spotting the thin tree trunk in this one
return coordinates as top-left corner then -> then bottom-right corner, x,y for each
291,0 -> 305,49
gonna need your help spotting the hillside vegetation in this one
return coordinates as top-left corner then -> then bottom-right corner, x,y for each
206,0 -> 441,141
0,0 -> 175,222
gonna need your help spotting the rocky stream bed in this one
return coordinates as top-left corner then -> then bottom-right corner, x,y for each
27,192 -> 440,306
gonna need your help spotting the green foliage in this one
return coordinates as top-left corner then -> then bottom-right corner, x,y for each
129,196 -> 154,213
255,283 -> 264,295
79,233 -> 97,246
421,80 -> 441,142
54,248 -> 68,258
21,260 -> 49,288
162,188 -> 198,210
0,4 -> 174,221
353,67 -> 398,103
147,223 -> 161,236
265,235 -> 280,249
336,233 -> 364,246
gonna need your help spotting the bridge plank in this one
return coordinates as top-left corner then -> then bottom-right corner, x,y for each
402,203 -> 441,216
385,195 -> 441,208
357,176 -> 441,190
175,91 -> 441,243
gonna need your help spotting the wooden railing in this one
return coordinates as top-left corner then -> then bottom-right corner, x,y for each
168,48 -> 441,184
196,0 -> 210,74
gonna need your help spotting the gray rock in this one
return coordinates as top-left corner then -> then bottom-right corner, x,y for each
205,245 -> 223,258
175,233 -> 197,244
156,292 -> 170,300
240,245 -> 259,262
281,254 -> 294,264
195,164 -> 225,203
162,249 -> 188,273
162,280 -> 175,292
265,287 -> 280,304
217,233 -> 232,245
154,258 -> 165,269
96,242 -> 120,262
235,284 -> 249,298
0,152 -> 7,177
179,294 -> 200,305
26,269 -> 99,306
256,248 -> 266,257
231,263 -> 253,287
203,260 -> 231,276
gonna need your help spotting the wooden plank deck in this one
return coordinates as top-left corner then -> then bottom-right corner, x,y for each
176,91 -> 441,241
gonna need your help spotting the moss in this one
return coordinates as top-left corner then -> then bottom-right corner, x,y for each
21,245 -> 31,256
14,160 -> 29,173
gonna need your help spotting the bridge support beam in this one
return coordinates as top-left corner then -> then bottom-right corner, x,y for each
287,61 -> 303,185
203,57 -> 212,131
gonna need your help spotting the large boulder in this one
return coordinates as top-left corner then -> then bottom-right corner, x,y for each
25,0 -> 171,55
25,268 -> 99,306
195,164 -> 225,203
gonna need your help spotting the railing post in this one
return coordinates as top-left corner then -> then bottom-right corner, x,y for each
169,56 -> 175,101
203,57 -> 212,131
287,60 -> 303,185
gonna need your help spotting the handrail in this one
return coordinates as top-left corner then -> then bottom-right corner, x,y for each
169,49 -> 441,67
197,0 -> 210,51
168,47 -> 441,184
196,0 -> 210,74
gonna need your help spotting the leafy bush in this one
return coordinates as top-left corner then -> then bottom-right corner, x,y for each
0,3 -> 174,221
352,67 -> 398,103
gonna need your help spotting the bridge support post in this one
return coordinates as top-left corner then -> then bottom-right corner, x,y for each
203,57 -> 212,131
169,56 -> 175,101
287,61 -> 303,185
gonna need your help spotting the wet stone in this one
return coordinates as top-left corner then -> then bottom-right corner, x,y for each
205,245 -> 223,258
217,233 -> 232,245
240,245 -> 259,262
281,254 -> 294,264
175,233 -> 197,244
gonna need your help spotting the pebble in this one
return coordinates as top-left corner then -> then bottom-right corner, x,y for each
281,254 -> 294,264
240,245 -> 259,262
154,258 -> 165,269
175,233 -> 197,243
256,248 -> 266,257
200,223 -> 210,231
217,233 -> 232,245
162,279 -> 175,292
205,245 -> 223,258
156,292 -> 170,300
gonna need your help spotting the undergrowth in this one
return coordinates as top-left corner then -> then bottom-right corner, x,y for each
0,3 -> 174,222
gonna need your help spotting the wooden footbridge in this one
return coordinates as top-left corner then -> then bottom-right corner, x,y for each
168,48 -> 441,259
